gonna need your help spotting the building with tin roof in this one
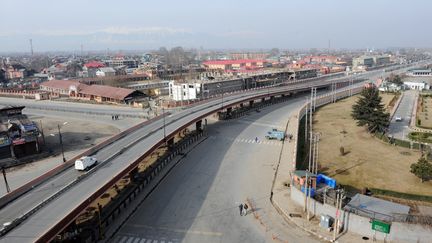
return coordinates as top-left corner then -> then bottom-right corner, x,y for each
40,80 -> 145,104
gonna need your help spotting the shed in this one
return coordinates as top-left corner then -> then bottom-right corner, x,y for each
344,194 -> 410,222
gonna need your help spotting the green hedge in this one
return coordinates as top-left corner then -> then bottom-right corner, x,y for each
370,188 -> 432,203
375,132 -> 421,149
409,132 -> 432,144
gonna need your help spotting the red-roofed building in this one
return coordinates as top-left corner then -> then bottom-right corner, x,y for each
40,80 -> 145,104
202,59 -> 266,72
84,61 -> 105,69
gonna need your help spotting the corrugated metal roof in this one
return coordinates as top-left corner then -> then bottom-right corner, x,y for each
79,85 -> 136,100
40,80 -> 82,90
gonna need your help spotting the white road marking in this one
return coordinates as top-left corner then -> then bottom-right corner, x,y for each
127,224 -> 222,236
118,236 -> 128,243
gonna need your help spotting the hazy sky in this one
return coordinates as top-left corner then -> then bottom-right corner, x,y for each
0,0 -> 431,52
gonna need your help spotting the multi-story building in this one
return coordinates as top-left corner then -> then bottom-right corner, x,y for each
230,52 -> 268,60
202,59 -> 266,72
373,56 -> 390,66
104,57 -> 138,69
352,56 -> 374,68
4,64 -> 26,80
96,67 -> 116,77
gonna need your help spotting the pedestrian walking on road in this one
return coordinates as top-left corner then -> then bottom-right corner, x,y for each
255,137 -> 258,143
239,204 -> 244,216
243,203 -> 249,216
111,115 -> 114,120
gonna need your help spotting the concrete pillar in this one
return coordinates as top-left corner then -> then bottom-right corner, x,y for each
196,120 -> 202,131
226,107 -> 232,117
10,145 -> 15,158
167,137 -> 174,149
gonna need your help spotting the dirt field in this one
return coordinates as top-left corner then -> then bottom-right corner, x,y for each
314,94 -> 432,196
380,92 -> 398,112
30,115 -> 120,155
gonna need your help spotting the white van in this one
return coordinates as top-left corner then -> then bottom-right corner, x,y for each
74,156 -> 97,171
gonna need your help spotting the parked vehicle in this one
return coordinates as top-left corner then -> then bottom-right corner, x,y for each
265,128 -> 285,141
74,156 -> 97,171
395,116 -> 402,122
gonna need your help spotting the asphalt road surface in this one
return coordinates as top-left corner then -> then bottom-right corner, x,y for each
0,62 -> 425,242
110,97 -> 320,243
0,80 -> 335,242
388,90 -> 418,140
0,97 -> 148,118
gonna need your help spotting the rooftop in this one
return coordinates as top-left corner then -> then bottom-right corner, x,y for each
344,194 -> 410,222
40,79 -> 140,100
84,61 -> 105,69
203,59 -> 266,65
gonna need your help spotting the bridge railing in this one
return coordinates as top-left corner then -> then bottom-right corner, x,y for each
0,114 -> 167,211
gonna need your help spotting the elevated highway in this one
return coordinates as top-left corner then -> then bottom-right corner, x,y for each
0,63 -> 427,242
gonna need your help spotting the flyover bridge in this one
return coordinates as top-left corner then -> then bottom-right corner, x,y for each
0,63 -> 425,242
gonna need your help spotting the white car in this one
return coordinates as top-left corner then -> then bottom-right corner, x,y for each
395,116 -> 402,122
74,156 -> 97,171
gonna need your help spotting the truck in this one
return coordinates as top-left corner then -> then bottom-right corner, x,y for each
265,128 -> 286,141
74,156 -> 97,171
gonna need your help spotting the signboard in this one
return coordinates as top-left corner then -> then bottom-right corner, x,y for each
12,138 -> 26,145
371,219 -> 391,234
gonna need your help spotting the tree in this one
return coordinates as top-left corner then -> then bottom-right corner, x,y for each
0,69 -> 5,82
269,48 -> 280,57
387,74 -> 403,86
352,87 -> 390,133
410,157 -> 432,182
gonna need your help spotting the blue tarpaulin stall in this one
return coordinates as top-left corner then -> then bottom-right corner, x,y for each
317,174 -> 336,189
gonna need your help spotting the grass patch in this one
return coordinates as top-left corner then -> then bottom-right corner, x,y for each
313,94 -> 432,198
409,132 -> 432,144
370,188 -> 432,203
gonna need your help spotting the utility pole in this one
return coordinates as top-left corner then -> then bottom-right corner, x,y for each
304,172 -> 308,212
162,107 -> 166,143
311,87 -> 317,111
29,39 -> 34,57
307,174 -> 312,221
311,133 -> 320,174
58,124 -> 66,162
39,120 -> 45,146
2,167 -> 10,193
308,131 -> 313,172
305,101 -> 308,142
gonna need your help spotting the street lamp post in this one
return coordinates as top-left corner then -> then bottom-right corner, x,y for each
162,107 -> 166,143
217,84 -> 224,109
57,124 -> 66,162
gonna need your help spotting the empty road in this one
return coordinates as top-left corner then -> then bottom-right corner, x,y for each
389,90 -> 418,140
111,97 -> 320,243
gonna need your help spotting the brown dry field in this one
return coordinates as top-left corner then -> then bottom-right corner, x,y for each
314,93 -> 432,196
